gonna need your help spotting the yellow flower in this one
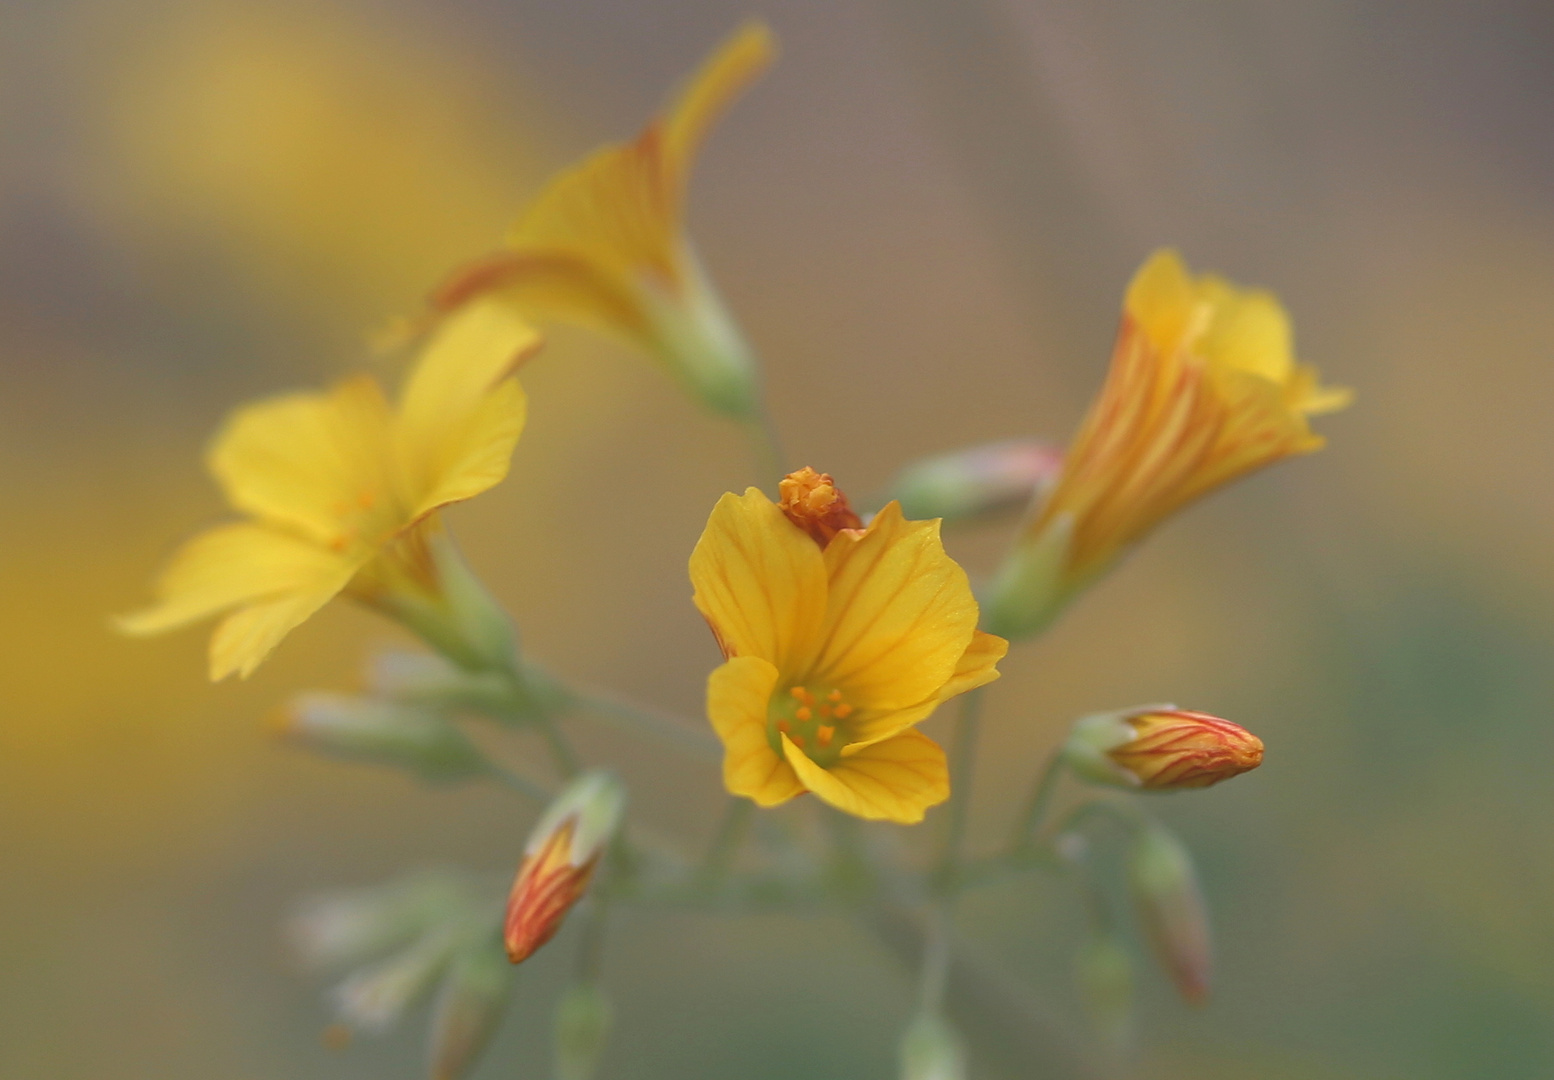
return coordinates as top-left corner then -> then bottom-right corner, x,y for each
119,301 -> 540,680
690,470 -> 1007,823
423,23 -> 775,418
987,249 -> 1352,639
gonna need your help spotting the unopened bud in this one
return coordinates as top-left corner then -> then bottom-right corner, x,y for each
331,929 -> 459,1032
289,871 -> 472,971
428,942 -> 514,1080
1065,706 -> 1263,791
1075,930 -> 1134,1054
778,467 -> 863,548
505,772 -> 626,963
554,982 -> 613,1080
889,439 -> 1063,523
1127,823 -> 1212,1004
899,1013 -> 966,1080
280,694 -> 488,783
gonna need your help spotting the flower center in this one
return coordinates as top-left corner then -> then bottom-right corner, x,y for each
768,684 -> 855,767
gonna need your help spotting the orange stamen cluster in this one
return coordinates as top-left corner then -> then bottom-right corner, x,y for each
778,467 -> 863,549
769,684 -> 855,765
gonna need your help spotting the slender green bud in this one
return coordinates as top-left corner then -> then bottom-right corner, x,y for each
330,929 -> 459,1032
899,1013 -> 965,1080
280,693 -> 488,783
1127,823 -> 1212,1004
1074,930 -> 1134,1054
428,532 -> 522,676
428,942 -> 514,1080
554,982 -> 613,1080
289,870 -> 472,971
889,439 -> 1062,523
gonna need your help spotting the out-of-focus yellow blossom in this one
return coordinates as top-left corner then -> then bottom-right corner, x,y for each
987,249 -> 1352,639
690,469 -> 1007,823
423,23 -> 775,418
119,302 -> 540,680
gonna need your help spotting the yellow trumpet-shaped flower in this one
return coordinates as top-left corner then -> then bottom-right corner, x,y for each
119,301 -> 541,680
987,249 -> 1352,639
690,469 -> 1008,823
424,23 -> 775,418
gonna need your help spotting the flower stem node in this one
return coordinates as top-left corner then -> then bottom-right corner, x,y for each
505,772 -> 627,964
1064,705 -> 1264,791
1128,823 -> 1213,1004
888,438 -> 1064,524
554,982 -> 613,1080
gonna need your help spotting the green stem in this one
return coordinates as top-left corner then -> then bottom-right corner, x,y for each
1007,751 -> 1067,855
745,404 -> 787,481
568,688 -> 720,760
693,798 -> 754,893
934,687 -> 986,891
483,760 -> 553,804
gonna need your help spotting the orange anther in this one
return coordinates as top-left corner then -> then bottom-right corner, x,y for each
827,689 -> 843,702
789,734 -> 807,750
789,686 -> 812,704
777,719 -> 791,734
817,725 -> 835,746
818,704 -> 833,719
795,706 -> 812,722
833,703 -> 854,719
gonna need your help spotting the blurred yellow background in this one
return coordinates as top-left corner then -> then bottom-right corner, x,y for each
4,0 -> 1554,1076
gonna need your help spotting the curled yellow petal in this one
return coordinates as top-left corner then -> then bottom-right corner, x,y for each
662,22 -> 777,190
708,656 -> 803,807
784,729 -> 949,824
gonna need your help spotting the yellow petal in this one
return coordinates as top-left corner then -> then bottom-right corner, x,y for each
1124,249 -> 1203,357
117,522 -> 356,636
936,630 -> 1008,702
689,489 -> 826,670
708,656 -> 803,807
838,630 -> 1010,751
784,729 -> 949,824
396,297 -> 538,518
662,22 -> 777,189
810,502 -> 979,710
1198,278 -> 1294,385
432,250 -> 656,349
208,375 -> 396,547
208,573 -> 357,681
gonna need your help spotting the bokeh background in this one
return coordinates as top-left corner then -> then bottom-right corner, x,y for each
4,0 -> 1554,1076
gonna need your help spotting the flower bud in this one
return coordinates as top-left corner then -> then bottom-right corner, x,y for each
289,870 -> 473,971
898,1013 -> 966,1080
331,929 -> 460,1032
505,772 -> 626,963
1127,823 -> 1212,1004
1074,930 -> 1134,1054
428,942 -> 514,1080
279,693 -> 489,783
888,439 -> 1063,523
778,467 -> 863,548
1064,706 -> 1263,791
554,982 -> 613,1080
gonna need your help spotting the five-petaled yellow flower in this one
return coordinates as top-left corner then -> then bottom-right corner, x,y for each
690,468 -> 1008,823
423,23 -> 775,418
119,301 -> 540,680
987,249 -> 1352,639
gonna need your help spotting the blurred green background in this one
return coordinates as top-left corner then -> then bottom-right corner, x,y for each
4,0 -> 1554,1076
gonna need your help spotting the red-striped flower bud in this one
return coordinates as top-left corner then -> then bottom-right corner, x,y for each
1065,705 -> 1263,791
504,772 -> 625,964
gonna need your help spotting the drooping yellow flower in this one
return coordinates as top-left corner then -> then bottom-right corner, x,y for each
690,469 -> 1008,823
986,249 -> 1352,639
423,23 -> 775,419
119,301 -> 540,680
